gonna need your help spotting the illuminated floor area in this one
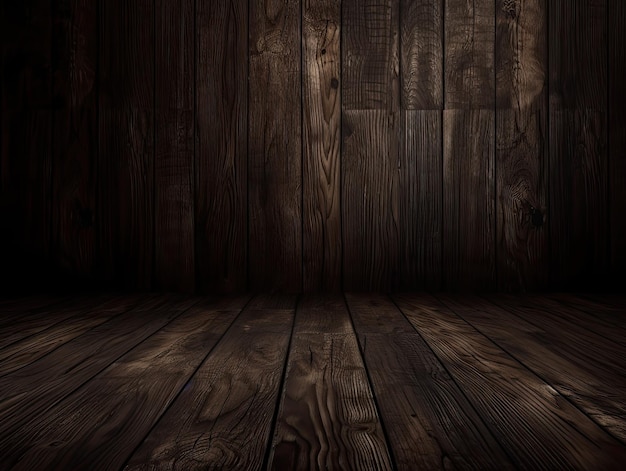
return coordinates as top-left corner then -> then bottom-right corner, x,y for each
0,292 -> 625,470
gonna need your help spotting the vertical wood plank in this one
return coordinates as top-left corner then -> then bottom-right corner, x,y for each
399,0 -> 443,290
343,0 -> 399,110
399,111 -> 442,290
51,0 -> 98,284
0,1 -> 53,288
400,0 -> 443,110
342,111 -> 399,291
302,0 -> 342,292
98,0 -> 155,289
549,0 -> 608,288
154,0 -> 194,292
249,0 -> 302,292
495,0 -> 548,291
342,0 -> 400,291
443,0 -> 495,290
195,0 -> 248,293
609,1 -> 626,285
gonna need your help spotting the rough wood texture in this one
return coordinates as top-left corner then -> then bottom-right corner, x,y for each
269,295 -> 392,470
342,111 -> 399,291
346,293 -> 514,470
401,0 -> 443,109
154,0 -> 195,292
438,294 -> 626,443
98,0 -> 154,289
445,0 -> 495,109
398,111 -> 441,290
395,293 -> 626,469
302,0 -> 342,292
248,0 -> 302,292
443,110 -> 495,290
3,299 -> 247,471
195,0 -> 248,293
609,1 -> 626,285
125,301 -> 295,470
342,0 -> 399,110
549,0 -> 608,288
51,0 -> 97,281
495,0 -> 548,291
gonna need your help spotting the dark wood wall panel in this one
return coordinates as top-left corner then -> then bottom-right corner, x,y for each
1,1 -> 53,287
609,0 -> 626,285
1,0 -> 622,293
443,0 -> 495,290
195,0 -> 248,294
249,0 -> 302,292
302,0 -> 342,292
549,0 -> 608,288
98,0 -> 154,290
495,0 -> 548,291
154,0 -> 194,292
51,0 -> 97,282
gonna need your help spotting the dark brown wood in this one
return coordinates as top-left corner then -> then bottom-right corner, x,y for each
0,295 -> 197,444
401,0 -> 443,109
125,296 -> 295,470
445,0 -> 495,109
609,1 -> 626,284
394,293 -> 626,469
248,0 -> 302,292
2,297 -> 248,471
495,0 -> 548,291
302,0 -> 342,292
50,0 -> 97,281
443,110 -> 495,290
551,293 -> 626,330
436,293 -> 626,443
154,0 -> 195,292
342,111 -> 399,291
549,0 -> 608,288
398,110 -> 442,290
98,0 -> 155,289
195,0 -> 248,293
347,293 -> 514,469
269,294 -> 392,469
342,0 -> 399,110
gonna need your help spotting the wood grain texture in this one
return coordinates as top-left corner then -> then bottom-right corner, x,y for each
346,293 -> 514,470
249,0 -> 302,292
154,0 -> 195,292
195,0 -> 247,293
125,299 -> 295,470
444,0 -> 495,109
269,296 -> 392,470
443,110 -> 495,290
394,293 -> 626,469
551,293 -> 626,330
437,294 -> 626,444
302,0 -> 342,292
549,0 -> 608,288
400,0 -> 443,109
0,295 -> 197,445
3,299 -> 247,471
609,1 -> 626,284
342,0 -> 399,110
398,111 -> 442,290
50,0 -> 97,283
98,0 -> 155,289
495,0 -> 548,291
342,111 -> 399,291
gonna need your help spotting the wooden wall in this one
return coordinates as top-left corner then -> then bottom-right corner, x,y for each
1,0 -> 624,293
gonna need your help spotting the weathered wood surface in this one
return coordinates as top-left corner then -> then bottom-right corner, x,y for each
268,294 -> 392,470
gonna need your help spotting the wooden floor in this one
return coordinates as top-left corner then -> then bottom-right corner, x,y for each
0,293 -> 625,470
